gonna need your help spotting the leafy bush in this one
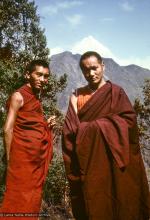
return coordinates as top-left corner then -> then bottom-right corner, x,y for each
134,79 -> 150,167
0,141 -> 6,203
43,152 -> 70,206
41,151 -> 73,219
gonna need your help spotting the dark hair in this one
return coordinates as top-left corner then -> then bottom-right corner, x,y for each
25,60 -> 50,74
79,51 -> 103,70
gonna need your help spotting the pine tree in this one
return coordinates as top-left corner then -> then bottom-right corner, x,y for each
0,0 -> 49,60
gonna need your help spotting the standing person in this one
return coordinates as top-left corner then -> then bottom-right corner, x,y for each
0,60 -> 56,219
62,51 -> 150,220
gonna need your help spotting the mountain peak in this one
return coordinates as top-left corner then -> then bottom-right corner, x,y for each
71,35 -> 114,59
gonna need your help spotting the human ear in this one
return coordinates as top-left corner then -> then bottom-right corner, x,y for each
102,62 -> 105,72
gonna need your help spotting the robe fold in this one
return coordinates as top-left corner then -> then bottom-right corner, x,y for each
0,84 -> 52,220
62,81 -> 150,220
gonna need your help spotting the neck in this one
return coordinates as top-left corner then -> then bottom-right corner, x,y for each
88,78 -> 106,92
26,83 -> 41,98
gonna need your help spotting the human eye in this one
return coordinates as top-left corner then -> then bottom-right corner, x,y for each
44,74 -> 49,79
92,66 -> 97,70
83,68 -> 90,75
36,72 -> 42,77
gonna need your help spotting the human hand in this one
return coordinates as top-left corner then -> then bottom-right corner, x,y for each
47,115 -> 56,128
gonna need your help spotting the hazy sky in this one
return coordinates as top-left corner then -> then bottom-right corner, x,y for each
34,0 -> 150,70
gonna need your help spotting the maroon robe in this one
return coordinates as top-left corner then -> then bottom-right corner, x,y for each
0,84 -> 52,219
62,81 -> 150,220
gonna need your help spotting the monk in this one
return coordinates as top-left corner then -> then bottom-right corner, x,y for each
62,51 -> 150,220
0,60 -> 56,219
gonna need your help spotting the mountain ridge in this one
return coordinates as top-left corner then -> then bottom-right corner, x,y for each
50,51 -> 150,112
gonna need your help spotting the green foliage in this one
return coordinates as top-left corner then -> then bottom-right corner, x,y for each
0,140 -> 6,203
134,79 -> 150,166
0,0 -> 49,61
43,152 -> 70,206
0,60 -> 23,130
42,74 -> 67,143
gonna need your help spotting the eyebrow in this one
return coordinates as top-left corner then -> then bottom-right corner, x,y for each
83,65 -> 98,69
36,71 -> 49,75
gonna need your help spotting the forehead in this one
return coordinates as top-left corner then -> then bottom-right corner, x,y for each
34,65 -> 49,74
82,56 -> 100,67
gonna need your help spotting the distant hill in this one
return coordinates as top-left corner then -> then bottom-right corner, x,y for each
50,51 -> 150,112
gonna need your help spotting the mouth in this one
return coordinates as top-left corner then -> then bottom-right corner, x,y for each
36,84 -> 42,89
89,77 -> 97,82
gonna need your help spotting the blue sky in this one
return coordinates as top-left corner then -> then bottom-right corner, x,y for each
34,0 -> 150,70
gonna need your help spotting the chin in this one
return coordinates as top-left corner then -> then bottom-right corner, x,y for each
34,86 -> 42,91
90,81 -> 99,86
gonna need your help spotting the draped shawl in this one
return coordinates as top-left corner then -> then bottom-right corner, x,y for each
62,81 -> 150,220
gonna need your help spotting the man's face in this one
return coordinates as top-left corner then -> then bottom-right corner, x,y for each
81,56 -> 105,89
26,65 -> 49,91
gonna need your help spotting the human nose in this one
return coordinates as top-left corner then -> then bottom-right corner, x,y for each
89,70 -> 95,76
40,75 -> 44,82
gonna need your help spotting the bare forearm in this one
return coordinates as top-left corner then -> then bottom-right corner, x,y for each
3,130 -> 13,161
